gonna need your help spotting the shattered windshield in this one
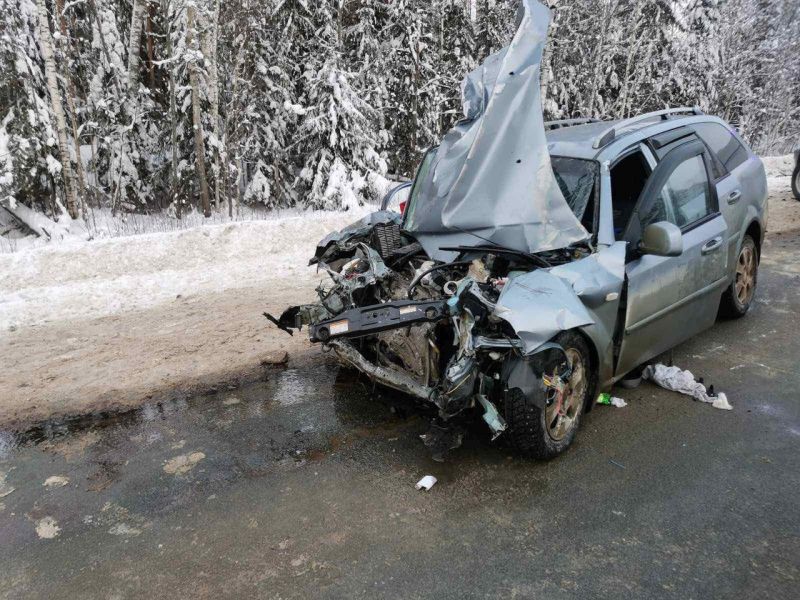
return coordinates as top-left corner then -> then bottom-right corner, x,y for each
551,157 -> 598,233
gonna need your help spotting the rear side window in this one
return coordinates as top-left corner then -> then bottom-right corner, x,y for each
692,122 -> 750,174
653,155 -> 715,229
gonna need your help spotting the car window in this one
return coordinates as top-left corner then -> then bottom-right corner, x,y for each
692,122 -> 749,173
610,150 -> 651,238
402,147 -> 437,229
551,157 -> 598,233
646,155 -> 713,230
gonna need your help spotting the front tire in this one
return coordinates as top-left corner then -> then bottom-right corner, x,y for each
720,234 -> 758,318
505,330 -> 596,459
792,161 -> 800,201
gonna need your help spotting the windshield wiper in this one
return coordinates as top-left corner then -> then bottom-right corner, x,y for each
439,245 -> 551,268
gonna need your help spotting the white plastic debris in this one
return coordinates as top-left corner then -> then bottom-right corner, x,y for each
415,475 -> 437,491
643,364 -> 732,410
609,396 -> 627,408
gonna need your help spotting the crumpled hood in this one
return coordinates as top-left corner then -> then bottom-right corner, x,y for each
406,0 -> 589,262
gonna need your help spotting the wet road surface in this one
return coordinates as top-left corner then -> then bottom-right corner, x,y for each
1,234 -> 799,599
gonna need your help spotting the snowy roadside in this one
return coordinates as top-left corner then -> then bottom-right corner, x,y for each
0,205 -> 375,426
0,206 -> 374,330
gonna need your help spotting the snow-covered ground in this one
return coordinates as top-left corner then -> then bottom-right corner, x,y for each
0,205 -> 374,330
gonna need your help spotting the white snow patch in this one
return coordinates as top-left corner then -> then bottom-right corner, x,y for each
35,517 -> 61,539
43,475 -> 70,488
0,206 -> 375,329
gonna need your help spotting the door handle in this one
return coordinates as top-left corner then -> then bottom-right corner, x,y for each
701,236 -> 723,254
727,190 -> 742,205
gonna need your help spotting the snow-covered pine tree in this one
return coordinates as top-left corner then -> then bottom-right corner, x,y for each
384,0 -> 442,176
436,0 -> 478,135
296,0 -> 385,210
0,0 -> 56,214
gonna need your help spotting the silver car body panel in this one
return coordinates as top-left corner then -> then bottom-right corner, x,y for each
407,0 -> 589,263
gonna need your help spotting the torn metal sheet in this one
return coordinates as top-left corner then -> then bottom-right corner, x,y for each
493,271 -> 594,354
406,0 -> 588,262
492,242 -> 626,355
311,210 -> 401,264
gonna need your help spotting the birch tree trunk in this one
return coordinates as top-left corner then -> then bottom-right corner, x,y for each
201,0 -> 221,212
127,0 -> 145,103
162,0 -> 180,218
36,0 -> 79,219
187,4 -> 212,218
54,0 -> 88,213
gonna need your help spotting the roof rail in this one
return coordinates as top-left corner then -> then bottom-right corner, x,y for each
544,118 -> 600,131
591,107 -> 704,149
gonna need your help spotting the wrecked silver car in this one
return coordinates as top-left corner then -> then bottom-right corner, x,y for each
269,0 -> 767,458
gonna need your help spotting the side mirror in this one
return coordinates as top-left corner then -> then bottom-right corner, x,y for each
639,221 -> 683,257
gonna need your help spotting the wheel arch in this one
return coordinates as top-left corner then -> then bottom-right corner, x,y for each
744,219 -> 763,262
575,325 -> 601,413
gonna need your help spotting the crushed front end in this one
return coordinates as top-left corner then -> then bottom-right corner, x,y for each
267,213 -> 591,445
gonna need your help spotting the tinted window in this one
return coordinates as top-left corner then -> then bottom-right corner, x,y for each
551,157 -> 598,232
610,150 -> 651,238
648,155 -> 714,229
692,122 -> 749,173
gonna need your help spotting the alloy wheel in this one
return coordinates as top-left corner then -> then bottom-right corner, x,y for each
545,348 -> 586,442
735,244 -> 756,306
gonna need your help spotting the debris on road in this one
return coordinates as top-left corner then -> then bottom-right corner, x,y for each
415,475 -> 437,491
34,517 -> 61,539
163,451 -> 206,475
643,364 -> 732,410
597,393 -> 627,408
43,475 -> 70,488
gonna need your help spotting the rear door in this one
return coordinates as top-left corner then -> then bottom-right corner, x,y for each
615,139 -> 729,376
691,121 -> 765,274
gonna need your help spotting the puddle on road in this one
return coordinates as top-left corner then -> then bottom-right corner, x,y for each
0,362 -> 413,463
0,361 -> 431,546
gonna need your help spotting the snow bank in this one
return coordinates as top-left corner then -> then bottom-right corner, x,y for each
762,154 -> 795,178
0,206 -> 374,329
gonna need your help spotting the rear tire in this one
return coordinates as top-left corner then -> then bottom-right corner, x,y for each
505,331 -> 596,459
792,161 -> 800,201
720,234 -> 758,319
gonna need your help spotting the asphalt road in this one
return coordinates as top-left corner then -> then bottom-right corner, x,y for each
1,231 -> 798,599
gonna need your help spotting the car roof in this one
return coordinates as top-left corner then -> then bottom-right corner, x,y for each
546,113 -> 733,162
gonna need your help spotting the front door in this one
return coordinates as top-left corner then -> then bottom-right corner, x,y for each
615,139 -> 729,377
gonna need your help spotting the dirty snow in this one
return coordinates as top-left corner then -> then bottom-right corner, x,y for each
43,475 -> 70,488
761,154 -> 795,178
0,469 -> 14,498
34,516 -> 61,539
108,523 -> 142,536
163,451 -> 206,475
